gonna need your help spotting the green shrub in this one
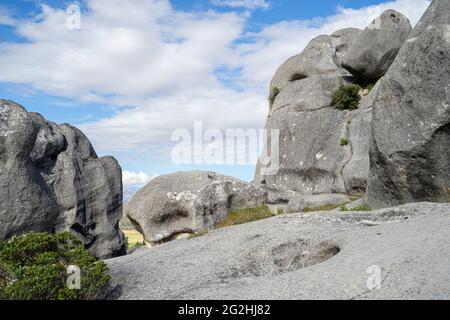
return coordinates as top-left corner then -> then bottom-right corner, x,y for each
340,204 -> 372,212
268,87 -> 281,106
340,138 -> 349,146
216,205 -> 275,228
332,84 -> 361,110
0,232 -> 110,300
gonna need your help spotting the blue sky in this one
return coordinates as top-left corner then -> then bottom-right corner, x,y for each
0,0 -> 430,190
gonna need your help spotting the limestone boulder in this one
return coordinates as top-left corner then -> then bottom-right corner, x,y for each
0,99 -> 126,259
126,171 -> 266,245
341,10 -> 412,81
0,101 -> 60,240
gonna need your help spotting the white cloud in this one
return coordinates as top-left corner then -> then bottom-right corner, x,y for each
0,0 -> 245,100
0,6 -> 15,26
0,0 -> 431,161
122,170 -> 156,187
211,0 -> 270,10
231,0 -> 431,92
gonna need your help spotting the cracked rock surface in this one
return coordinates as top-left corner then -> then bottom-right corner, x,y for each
106,202 -> 450,300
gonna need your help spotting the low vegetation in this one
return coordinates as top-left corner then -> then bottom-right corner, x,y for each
216,205 -> 275,228
0,232 -> 110,300
340,138 -> 349,146
268,86 -> 281,106
332,84 -> 361,110
123,229 -> 144,249
302,203 -> 348,213
340,204 -> 372,212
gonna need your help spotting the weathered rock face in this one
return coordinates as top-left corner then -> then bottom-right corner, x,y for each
255,27 -> 387,203
126,171 -> 266,245
341,10 -> 412,81
366,0 -> 450,209
270,30 -> 359,93
0,100 -> 126,259
0,101 -> 60,239
286,193 -> 351,213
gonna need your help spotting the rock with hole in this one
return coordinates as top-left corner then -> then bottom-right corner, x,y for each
341,10 -> 412,81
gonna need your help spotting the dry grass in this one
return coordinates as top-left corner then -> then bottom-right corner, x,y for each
123,229 -> 144,248
340,204 -> 371,212
216,205 -> 275,228
189,230 -> 209,239
302,203 -> 349,213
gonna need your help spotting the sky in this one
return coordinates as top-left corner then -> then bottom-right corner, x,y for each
0,0 -> 431,194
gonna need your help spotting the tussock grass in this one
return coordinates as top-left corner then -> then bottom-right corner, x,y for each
216,205 -> 275,228
123,229 -> 144,248
340,204 -> 371,212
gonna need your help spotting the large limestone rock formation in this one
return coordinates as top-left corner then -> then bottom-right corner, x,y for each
254,13 -> 405,204
366,0 -> 450,209
126,171 -> 266,245
341,10 -> 412,81
0,100 -> 126,259
0,102 -> 60,239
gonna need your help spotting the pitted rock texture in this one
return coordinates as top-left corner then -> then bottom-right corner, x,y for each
106,203 -> 450,300
0,100 -> 126,259
126,171 -> 266,245
366,0 -> 450,209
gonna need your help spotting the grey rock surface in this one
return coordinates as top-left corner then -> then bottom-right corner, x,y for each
287,193 -> 350,212
107,202 -> 450,300
269,29 -> 360,93
341,10 -> 412,81
0,99 -> 126,259
335,198 -> 367,211
255,21 -> 389,203
332,28 -> 363,68
366,0 -> 450,209
256,80 -> 377,203
0,101 -> 60,239
126,171 -> 266,245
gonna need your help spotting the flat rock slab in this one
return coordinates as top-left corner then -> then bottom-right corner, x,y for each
106,203 -> 450,300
